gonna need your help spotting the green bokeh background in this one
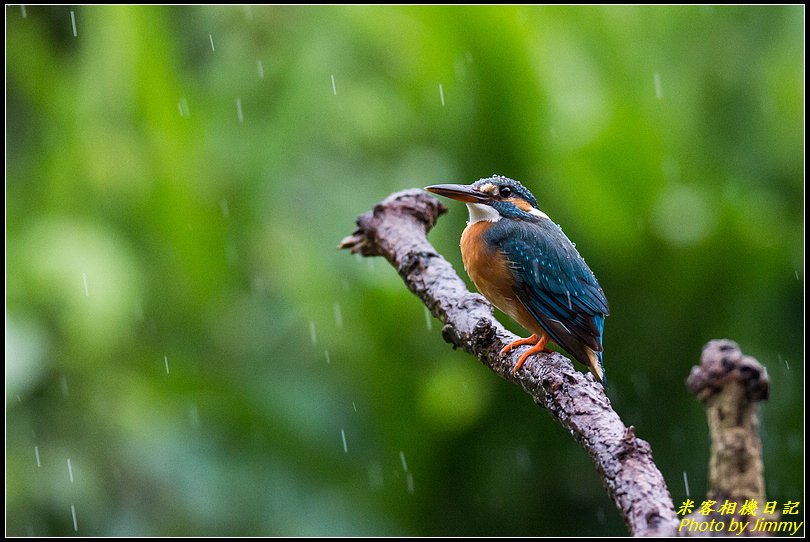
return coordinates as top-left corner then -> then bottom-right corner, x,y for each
6,5 -> 803,536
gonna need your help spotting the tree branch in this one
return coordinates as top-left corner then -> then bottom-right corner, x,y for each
340,189 -> 679,536
683,340 -> 773,535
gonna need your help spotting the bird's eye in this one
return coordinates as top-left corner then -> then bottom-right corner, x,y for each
499,186 -> 512,198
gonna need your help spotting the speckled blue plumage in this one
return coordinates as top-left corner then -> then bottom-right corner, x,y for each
480,178 -> 609,380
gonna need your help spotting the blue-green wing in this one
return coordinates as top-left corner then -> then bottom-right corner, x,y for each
486,218 -> 608,361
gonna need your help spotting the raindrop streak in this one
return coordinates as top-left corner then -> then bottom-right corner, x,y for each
340,429 -> 348,453
333,303 -> 343,329
352,401 -> 357,413
236,97 -> 244,123
82,273 -> 89,297
34,446 -> 41,467
406,472 -> 414,494
70,504 -> 78,532
324,350 -> 331,364
189,404 -> 200,428
399,450 -> 408,472
565,290 -> 572,310
439,83 -> 445,106
309,321 -> 317,345
779,354 -> 789,370
209,34 -> 215,52
164,355 -> 170,375
795,270 -> 800,280
331,74 -> 337,95
682,470 -> 690,497
60,375 -> 70,397
424,306 -> 433,332
70,10 -> 77,37
21,5 -> 27,17
654,72 -> 662,100
220,199 -> 230,218
178,97 -> 190,117
67,458 -> 74,483
257,60 -> 265,79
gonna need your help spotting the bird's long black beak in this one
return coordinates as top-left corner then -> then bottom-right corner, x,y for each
425,184 -> 489,203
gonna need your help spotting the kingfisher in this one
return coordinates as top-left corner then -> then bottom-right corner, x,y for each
425,175 -> 609,384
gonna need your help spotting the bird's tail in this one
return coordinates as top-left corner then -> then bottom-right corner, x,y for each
585,347 -> 606,387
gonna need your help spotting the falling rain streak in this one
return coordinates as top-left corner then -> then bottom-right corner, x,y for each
654,72 -> 662,100
67,458 -> 74,483
178,97 -> 190,117
82,273 -> 89,297
70,504 -> 78,532
164,355 -> 170,375
21,5 -> 27,17
34,446 -> 41,467
399,450 -> 408,472
333,303 -> 343,329
236,97 -> 244,123
406,472 -> 414,494
70,10 -> 77,37
309,321 -> 317,345
209,34 -> 215,52
352,401 -> 357,413
257,60 -> 265,79
189,404 -> 200,428
439,83 -> 445,106
424,306 -> 433,331
340,429 -> 348,453
331,74 -> 337,95
682,471 -> 690,497
324,350 -> 331,364
220,199 -> 230,218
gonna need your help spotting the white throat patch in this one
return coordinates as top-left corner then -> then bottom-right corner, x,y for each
466,203 -> 501,224
527,207 -> 550,220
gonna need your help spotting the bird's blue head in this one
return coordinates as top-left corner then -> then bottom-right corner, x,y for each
426,175 -> 546,223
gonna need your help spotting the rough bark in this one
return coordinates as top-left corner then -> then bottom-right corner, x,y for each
340,189 -> 679,536
682,340 -> 773,536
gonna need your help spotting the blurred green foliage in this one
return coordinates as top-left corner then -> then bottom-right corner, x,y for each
6,5 -> 803,536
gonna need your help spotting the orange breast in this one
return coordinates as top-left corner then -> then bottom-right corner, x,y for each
460,222 -> 548,339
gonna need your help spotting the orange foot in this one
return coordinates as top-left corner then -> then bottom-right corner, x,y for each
500,334 -> 550,374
